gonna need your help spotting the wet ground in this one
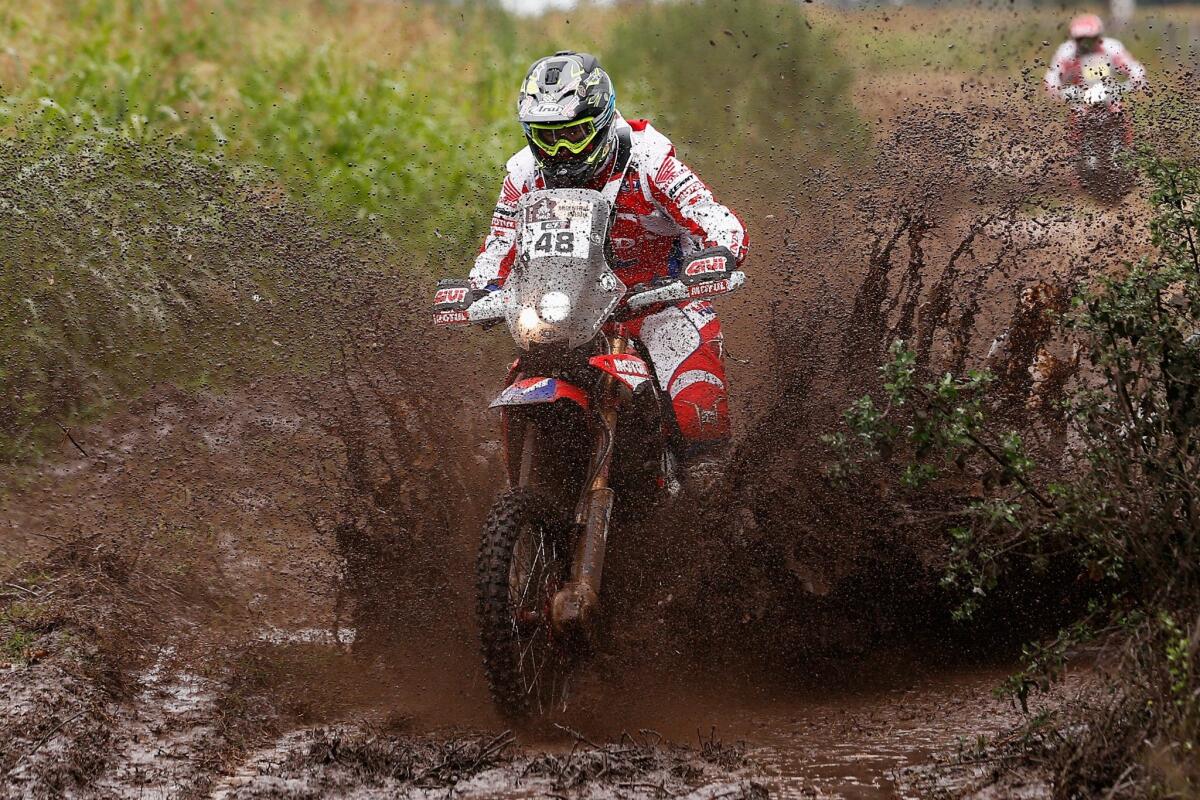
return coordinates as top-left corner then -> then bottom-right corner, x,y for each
729,667 -> 1042,799
0,71 -> 1147,798
104,649 -> 1062,799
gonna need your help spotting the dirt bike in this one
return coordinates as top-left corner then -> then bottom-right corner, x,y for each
432,187 -> 744,721
1071,61 -> 1134,197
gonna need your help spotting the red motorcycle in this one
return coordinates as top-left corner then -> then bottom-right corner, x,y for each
434,187 -> 744,720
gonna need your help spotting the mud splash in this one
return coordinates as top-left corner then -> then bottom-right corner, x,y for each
4,65 -> 1199,800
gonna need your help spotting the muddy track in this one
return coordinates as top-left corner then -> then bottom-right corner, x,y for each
3,80 -> 1193,798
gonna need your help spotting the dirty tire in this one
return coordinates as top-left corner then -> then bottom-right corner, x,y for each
477,487 -> 572,722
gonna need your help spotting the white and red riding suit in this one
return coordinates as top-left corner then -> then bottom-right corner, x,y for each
1044,36 -> 1146,144
470,114 -> 748,453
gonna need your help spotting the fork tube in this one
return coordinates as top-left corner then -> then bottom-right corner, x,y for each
580,335 -> 626,509
553,336 -> 626,636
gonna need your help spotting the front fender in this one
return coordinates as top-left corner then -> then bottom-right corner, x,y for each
489,377 -> 590,411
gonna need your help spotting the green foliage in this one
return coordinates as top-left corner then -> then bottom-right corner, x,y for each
1,0 -> 533,258
2,630 -> 34,661
0,132 -> 392,463
0,598 -> 55,663
1160,612 -> 1194,709
826,152 -> 1200,793
606,0 -> 865,184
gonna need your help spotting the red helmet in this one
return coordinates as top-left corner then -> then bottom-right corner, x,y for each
1069,14 -> 1104,39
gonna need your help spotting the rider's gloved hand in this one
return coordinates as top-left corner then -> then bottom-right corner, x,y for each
1083,83 -> 1110,105
1062,85 -> 1086,104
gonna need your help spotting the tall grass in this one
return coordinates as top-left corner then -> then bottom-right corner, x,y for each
1,0 -> 537,263
0,134 -> 398,463
608,0 -> 865,194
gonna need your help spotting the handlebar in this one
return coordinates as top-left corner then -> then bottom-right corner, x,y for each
622,270 -> 747,311
432,270 -> 746,329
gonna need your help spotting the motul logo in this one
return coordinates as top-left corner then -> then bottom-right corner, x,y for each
614,357 -> 649,377
434,287 -> 468,305
434,309 -> 470,325
688,279 -> 730,298
684,256 -> 726,277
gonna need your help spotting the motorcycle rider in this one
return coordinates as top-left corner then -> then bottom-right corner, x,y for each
1044,14 -> 1146,109
469,51 -> 748,491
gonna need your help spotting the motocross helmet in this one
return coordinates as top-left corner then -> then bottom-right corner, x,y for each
1069,14 -> 1104,52
518,51 -> 617,189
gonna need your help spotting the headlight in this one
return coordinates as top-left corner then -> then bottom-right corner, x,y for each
538,291 -> 571,323
518,306 -> 540,332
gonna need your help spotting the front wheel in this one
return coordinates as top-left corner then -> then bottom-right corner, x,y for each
476,488 -> 574,721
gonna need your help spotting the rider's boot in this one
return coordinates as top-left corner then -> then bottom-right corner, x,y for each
683,455 -> 727,499
679,448 -> 762,545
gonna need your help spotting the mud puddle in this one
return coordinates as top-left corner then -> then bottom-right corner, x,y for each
564,661 -> 1061,800
721,666 -> 1033,799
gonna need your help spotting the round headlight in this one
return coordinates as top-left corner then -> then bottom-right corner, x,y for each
538,291 -> 572,323
518,306 -> 540,332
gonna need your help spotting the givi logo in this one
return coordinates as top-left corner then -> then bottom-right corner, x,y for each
434,287 -> 468,306
684,256 -> 726,278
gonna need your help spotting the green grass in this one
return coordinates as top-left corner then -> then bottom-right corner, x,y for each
2,630 -> 34,661
0,599 -> 55,662
0,1 -> 532,258
0,132 -> 392,462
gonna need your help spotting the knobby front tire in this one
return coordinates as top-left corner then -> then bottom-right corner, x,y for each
476,487 -> 573,722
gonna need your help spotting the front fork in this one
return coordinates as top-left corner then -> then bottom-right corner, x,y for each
550,335 -> 627,639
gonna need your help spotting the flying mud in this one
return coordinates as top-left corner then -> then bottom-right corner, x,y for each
3,66 -> 1198,799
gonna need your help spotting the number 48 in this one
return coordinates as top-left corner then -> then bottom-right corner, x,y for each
534,231 -> 575,254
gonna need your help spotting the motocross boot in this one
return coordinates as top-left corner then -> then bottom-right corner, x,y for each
683,456 -> 727,499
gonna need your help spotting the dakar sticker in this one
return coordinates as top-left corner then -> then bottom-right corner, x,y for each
526,196 -> 593,223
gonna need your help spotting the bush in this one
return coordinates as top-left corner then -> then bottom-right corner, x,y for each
0,132 -> 393,464
824,152 -> 1199,797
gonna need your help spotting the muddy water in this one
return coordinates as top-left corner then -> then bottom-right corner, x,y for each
717,666 -> 1028,799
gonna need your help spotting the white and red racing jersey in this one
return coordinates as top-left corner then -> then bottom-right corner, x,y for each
469,115 -> 748,293
1044,37 -> 1146,101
